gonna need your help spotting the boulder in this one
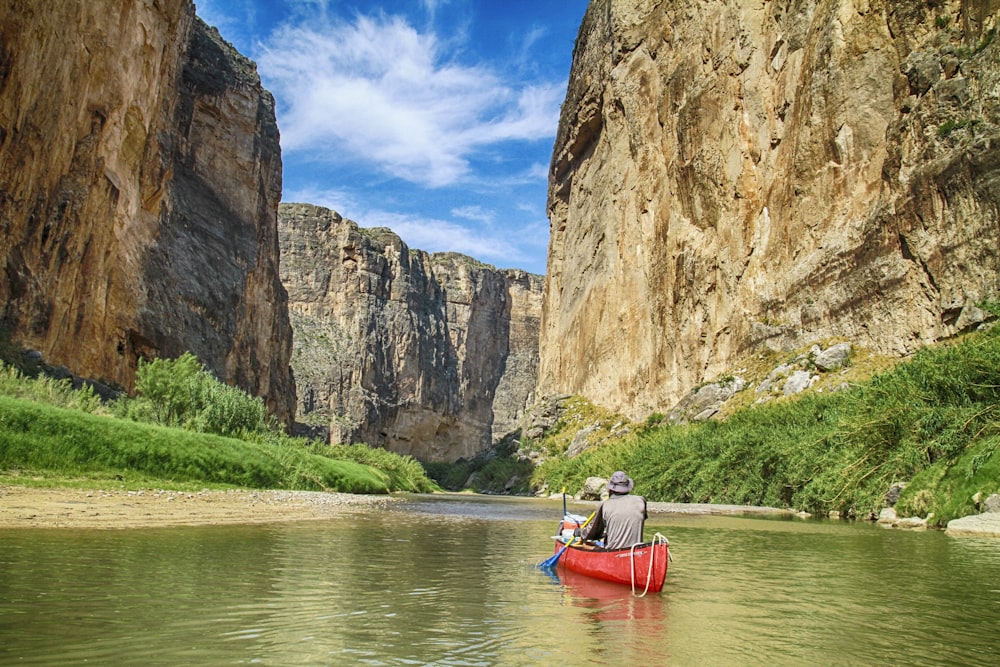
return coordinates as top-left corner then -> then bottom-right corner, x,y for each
946,512 -> 1000,538
813,343 -> 852,372
566,424 -> 600,458
667,377 -> 745,423
877,508 -> 898,525
896,516 -> 928,530
578,477 -> 609,501
783,370 -> 816,396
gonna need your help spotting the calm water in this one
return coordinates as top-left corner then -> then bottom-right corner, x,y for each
2,494 -> 999,666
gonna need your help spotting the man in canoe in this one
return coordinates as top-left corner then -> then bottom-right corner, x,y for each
581,471 -> 648,549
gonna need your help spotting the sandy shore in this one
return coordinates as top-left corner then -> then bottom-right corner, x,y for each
0,484 -> 799,530
0,485 -> 396,529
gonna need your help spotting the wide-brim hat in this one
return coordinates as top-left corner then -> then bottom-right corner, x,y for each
607,471 -> 634,494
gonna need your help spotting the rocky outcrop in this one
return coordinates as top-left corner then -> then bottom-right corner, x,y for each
540,0 -> 1000,420
0,1 -> 294,423
278,203 -> 542,462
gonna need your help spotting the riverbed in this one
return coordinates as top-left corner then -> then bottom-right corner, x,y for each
2,492 -> 999,665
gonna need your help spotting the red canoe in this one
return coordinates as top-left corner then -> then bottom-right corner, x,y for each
552,536 -> 670,594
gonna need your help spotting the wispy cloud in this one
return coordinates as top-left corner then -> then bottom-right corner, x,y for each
196,0 -> 254,37
281,185 -> 360,215
450,205 -> 494,224
419,0 -> 452,23
359,210 -> 525,264
256,12 -> 562,188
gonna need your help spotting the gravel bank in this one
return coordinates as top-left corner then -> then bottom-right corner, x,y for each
0,485 -> 396,529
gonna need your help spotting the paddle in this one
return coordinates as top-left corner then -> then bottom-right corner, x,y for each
538,509 -> 596,569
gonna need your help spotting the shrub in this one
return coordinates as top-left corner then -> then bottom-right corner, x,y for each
114,353 -> 270,438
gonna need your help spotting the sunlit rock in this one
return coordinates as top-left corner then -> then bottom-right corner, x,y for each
0,1 -> 295,423
539,0 -> 1000,420
278,203 -> 543,462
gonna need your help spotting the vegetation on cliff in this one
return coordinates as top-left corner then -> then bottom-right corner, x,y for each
0,352 -> 436,494
441,311 -> 1000,527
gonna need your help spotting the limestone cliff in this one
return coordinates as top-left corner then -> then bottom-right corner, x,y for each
541,0 -> 1000,419
0,1 -> 295,423
278,203 -> 542,462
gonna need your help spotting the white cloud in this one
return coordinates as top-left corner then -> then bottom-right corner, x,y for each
420,0 -> 452,21
281,185 -> 359,215
450,206 -> 494,224
359,210 -> 524,264
527,162 -> 550,180
195,0 -> 251,35
256,13 -> 562,188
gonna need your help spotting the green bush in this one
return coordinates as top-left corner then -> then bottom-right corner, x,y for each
897,435 -> 1000,521
113,352 -> 271,438
312,442 -> 438,493
422,460 -> 472,490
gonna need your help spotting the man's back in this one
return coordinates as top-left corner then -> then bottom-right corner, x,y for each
598,493 -> 647,549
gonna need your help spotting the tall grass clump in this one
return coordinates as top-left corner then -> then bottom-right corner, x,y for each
0,363 -> 104,413
311,443 -> 438,493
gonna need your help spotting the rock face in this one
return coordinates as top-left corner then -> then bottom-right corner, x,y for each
278,203 -> 542,462
541,0 -> 1000,419
0,1 -> 295,423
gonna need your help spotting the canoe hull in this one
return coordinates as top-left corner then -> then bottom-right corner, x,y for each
554,540 -> 668,593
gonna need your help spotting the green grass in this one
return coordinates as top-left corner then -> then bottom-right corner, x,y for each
0,395 -> 392,493
312,443 -> 437,493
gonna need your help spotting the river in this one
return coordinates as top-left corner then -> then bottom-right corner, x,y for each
1,493 -> 998,665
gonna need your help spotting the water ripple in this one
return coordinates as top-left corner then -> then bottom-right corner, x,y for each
3,502 -> 1000,665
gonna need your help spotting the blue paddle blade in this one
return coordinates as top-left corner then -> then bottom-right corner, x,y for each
538,540 -> 572,568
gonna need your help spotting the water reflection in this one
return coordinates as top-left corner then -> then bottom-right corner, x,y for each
2,495 -> 1000,666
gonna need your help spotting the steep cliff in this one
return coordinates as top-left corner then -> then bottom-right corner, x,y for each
0,1 -> 295,423
541,0 -> 1000,419
278,203 -> 542,462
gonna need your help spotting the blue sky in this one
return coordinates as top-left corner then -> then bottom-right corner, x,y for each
195,0 -> 590,275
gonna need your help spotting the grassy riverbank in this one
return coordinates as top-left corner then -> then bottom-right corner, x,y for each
529,323 -> 1000,525
0,356 -> 436,494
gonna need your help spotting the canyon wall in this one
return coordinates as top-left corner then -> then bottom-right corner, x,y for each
0,1 -> 295,422
279,203 -> 542,462
541,0 -> 1000,419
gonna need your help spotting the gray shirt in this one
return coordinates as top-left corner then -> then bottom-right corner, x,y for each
584,493 -> 647,549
